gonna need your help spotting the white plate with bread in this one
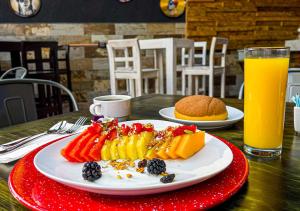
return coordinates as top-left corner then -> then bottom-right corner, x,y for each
159,95 -> 244,129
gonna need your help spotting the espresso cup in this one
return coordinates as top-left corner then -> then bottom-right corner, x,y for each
89,95 -> 131,121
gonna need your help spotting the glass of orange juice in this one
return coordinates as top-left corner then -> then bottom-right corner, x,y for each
244,47 -> 290,157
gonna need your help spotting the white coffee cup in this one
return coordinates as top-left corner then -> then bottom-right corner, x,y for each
89,95 -> 131,120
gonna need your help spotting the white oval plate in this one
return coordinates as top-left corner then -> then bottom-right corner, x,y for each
159,106 -> 244,129
34,120 -> 233,196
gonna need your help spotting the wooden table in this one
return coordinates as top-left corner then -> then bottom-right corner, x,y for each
0,95 -> 299,210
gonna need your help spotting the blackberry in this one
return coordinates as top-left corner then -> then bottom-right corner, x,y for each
147,158 -> 166,175
160,174 -> 175,184
138,159 -> 147,168
82,162 -> 102,181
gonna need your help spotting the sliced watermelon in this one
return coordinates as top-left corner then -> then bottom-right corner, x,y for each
89,134 -> 107,161
80,134 -> 99,161
60,129 -> 89,162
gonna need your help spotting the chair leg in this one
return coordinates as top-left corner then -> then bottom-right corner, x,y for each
126,79 -> 130,93
144,78 -> 149,94
195,76 -> 199,95
182,72 -> 186,95
155,77 -> 159,94
221,70 -> 225,98
188,75 -> 192,95
209,74 -> 213,97
135,78 -> 142,97
202,76 -> 206,94
129,79 -> 135,97
111,78 -> 117,95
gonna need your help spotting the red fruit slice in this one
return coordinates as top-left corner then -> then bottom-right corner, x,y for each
71,133 -> 95,162
80,134 -> 99,161
60,130 -> 89,162
89,134 -> 107,161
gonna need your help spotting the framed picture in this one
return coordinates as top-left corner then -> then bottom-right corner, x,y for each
9,0 -> 41,18
160,0 -> 186,18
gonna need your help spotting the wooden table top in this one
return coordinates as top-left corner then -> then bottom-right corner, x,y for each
0,94 -> 299,210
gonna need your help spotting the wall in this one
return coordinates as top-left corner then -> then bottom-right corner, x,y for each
186,0 -> 300,95
0,23 -> 185,101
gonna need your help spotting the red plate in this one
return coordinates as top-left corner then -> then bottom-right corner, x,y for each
9,136 -> 248,210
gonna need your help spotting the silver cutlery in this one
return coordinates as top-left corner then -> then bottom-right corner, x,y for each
0,116 -> 87,154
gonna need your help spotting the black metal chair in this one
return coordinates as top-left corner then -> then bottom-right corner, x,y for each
0,79 -> 78,128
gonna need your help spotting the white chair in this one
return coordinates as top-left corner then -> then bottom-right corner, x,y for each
107,39 -> 159,97
0,67 -> 27,80
182,37 -> 228,98
180,42 -> 207,94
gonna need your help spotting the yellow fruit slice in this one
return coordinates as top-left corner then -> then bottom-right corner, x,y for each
156,138 -> 171,160
145,142 -> 161,159
110,138 -> 119,160
166,136 -> 182,159
136,131 -> 154,159
175,131 -> 205,159
117,136 -> 129,159
101,141 -> 112,161
127,134 -> 139,160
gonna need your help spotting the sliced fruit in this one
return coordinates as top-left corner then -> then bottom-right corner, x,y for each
72,133 -> 94,161
101,140 -> 112,160
136,131 -> 154,159
156,138 -> 171,160
68,133 -> 91,162
61,129 -> 89,162
80,134 -> 98,161
127,134 -> 139,160
145,142 -> 161,160
118,136 -> 129,159
89,134 -> 107,161
110,138 -> 120,160
166,135 -> 182,159
175,131 -> 205,159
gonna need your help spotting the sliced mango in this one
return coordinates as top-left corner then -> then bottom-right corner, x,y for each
101,141 -> 112,161
117,136 -> 129,159
136,131 -> 154,159
127,134 -> 139,160
166,136 -> 182,159
175,131 -> 205,159
156,138 -> 171,160
110,138 -> 119,160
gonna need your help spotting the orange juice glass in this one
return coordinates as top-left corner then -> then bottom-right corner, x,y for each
244,47 -> 290,157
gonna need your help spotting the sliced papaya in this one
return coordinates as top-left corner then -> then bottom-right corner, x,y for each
80,134 -> 99,161
60,129 -> 89,162
175,131 -> 205,159
89,134 -> 107,161
68,133 -> 92,162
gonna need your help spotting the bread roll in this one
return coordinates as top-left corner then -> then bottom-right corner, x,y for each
174,95 -> 228,121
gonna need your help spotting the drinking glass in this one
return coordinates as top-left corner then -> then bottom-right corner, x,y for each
244,47 -> 290,157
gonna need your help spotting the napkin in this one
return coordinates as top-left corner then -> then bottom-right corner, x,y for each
0,123 -> 88,164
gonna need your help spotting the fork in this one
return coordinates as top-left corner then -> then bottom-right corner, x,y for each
0,116 -> 87,154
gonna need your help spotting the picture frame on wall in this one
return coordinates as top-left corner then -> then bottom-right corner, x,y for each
9,0 -> 41,18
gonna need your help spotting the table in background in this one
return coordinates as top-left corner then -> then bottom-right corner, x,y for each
0,95 -> 299,210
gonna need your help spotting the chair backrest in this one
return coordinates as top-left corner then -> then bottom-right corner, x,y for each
107,39 -> 141,77
0,67 -> 27,80
209,37 -> 228,68
181,41 -> 207,66
0,83 -> 37,128
0,79 -> 78,128
21,41 -> 59,81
